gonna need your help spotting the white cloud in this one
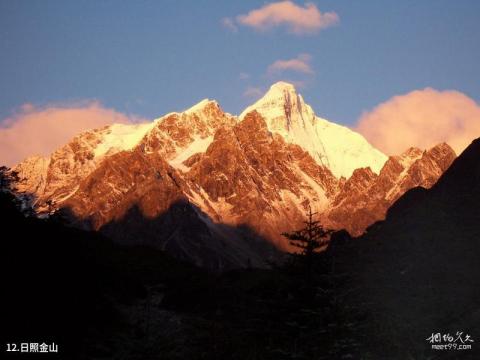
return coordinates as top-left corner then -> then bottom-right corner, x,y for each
356,88 -> 480,155
267,53 -> 313,75
231,1 -> 339,35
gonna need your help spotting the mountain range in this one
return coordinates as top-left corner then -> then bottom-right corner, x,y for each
11,82 -> 457,269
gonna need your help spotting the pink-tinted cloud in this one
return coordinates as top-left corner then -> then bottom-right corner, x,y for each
0,101 -> 145,166
356,88 -> 480,155
267,53 -> 313,75
235,1 -> 338,35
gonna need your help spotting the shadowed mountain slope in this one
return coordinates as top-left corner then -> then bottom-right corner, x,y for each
332,138 -> 480,359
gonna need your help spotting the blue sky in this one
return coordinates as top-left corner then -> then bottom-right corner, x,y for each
1,0 -> 479,126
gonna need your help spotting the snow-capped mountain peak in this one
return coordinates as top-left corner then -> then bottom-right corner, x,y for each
240,81 -> 387,178
184,98 -> 217,114
268,80 -> 296,91
240,82 -> 314,131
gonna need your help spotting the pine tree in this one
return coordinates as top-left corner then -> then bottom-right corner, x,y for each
282,206 -> 333,284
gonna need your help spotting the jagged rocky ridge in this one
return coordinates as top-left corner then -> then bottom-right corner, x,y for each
325,142 -> 456,235
11,82 -> 457,268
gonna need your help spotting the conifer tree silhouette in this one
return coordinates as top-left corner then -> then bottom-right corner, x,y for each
282,206 -> 333,284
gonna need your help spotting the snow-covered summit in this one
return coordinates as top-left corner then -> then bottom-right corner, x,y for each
184,99 -> 218,114
240,82 -> 314,130
240,81 -> 387,178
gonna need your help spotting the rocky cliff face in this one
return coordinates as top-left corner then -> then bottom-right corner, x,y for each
186,111 -> 339,250
10,82 -> 457,268
61,145 -> 274,270
325,143 -> 456,235
55,110 -> 339,268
